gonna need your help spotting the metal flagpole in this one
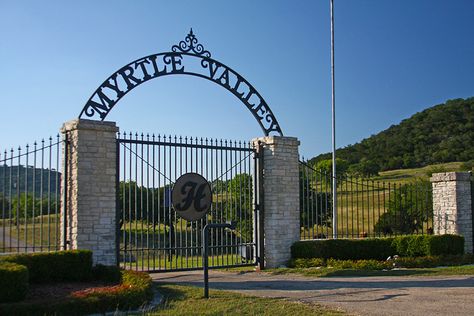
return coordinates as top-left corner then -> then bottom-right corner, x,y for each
330,0 -> 337,239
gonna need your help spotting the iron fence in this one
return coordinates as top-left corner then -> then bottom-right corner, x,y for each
471,177 -> 474,252
117,132 -> 258,272
299,160 -> 433,239
0,136 -> 63,253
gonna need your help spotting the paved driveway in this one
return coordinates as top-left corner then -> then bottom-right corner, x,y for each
152,270 -> 474,316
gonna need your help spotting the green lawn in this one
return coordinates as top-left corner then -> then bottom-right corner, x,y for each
268,265 -> 474,278
121,253 -> 252,271
151,283 -> 345,316
376,161 -> 465,184
0,214 -> 60,251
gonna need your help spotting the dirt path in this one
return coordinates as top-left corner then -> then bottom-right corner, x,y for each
152,270 -> 474,316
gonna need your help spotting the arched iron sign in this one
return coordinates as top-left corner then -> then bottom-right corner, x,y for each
79,29 -> 283,136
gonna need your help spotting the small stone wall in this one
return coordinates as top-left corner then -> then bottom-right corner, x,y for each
253,136 -> 300,268
431,172 -> 473,254
60,119 -> 119,265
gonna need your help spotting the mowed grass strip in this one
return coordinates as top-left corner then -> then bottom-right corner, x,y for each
376,161 -> 464,184
269,265 -> 474,278
152,283 -> 345,316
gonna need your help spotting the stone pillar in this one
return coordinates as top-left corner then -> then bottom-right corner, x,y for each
61,119 -> 119,265
431,172 -> 473,254
253,136 -> 300,268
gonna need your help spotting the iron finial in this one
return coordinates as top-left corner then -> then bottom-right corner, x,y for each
172,28 -> 211,58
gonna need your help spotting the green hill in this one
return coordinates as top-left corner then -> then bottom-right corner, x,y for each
0,165 -> 60,196
310,97 -> 474,171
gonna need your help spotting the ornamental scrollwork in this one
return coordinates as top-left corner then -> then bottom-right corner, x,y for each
171,28 -> 211,58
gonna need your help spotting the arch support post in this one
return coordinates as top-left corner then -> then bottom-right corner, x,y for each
60,119 -> 119,265
431,172 -> 473,254
252,136 -> 300,268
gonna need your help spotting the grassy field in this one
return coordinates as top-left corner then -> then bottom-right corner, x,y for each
0,214 -> 60,251
152,283 -> 344,316
301,185 -> 431,239
300,161 -> 463,238
301,188 -> 400,238
376,161 -> 465,184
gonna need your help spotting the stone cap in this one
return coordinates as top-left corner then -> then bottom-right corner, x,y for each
252,136 -> 300,147
430,171 -> 472,183
61,119 -> 119,133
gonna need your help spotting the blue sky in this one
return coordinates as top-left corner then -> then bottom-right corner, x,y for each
1,0 -> 473,158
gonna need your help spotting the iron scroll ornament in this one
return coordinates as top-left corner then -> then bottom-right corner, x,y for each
78,29 -> 283,136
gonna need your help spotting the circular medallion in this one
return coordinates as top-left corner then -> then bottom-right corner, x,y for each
172,172 -> 212,221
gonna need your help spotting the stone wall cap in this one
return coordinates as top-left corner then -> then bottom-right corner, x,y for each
61,119 -> 119,133
430,171 -> 472,182
252,136 -> 300,146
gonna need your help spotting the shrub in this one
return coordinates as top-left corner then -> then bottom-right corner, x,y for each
292,235 -> 464,261
286,254 -> 474,271
0,269 -> 153,315
327,258 -> 391,270
392,256 -> 442,268
392,254 -> 474,268
391,235 -> 427,257
288,258 -> 325,268
92,264 -> 122,284
426,234 -> 464,256
0,250 -> 93,283
391,235 -> 464,257
0,262 -> 29,303
291,238 -> 395,260
69,270 -> 153,313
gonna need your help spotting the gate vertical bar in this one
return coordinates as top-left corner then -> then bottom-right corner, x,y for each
1,153 -> 4,253
16,147 -> 21,252
24,145 -> 29,252
116,138 -> 120,266
62,133 -> 69,250
55,135 -> 60,250
257,141 -> 264,270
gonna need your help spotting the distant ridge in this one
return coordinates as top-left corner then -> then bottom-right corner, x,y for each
0,165 -> 60,196
310,97 -> 474,171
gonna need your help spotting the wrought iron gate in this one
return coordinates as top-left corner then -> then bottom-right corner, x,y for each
117,133 -> 262,272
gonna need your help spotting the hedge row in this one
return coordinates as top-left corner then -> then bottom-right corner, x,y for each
289,254 -> 474,269
0,262 -> 29,303
0,250 -> 93,283
291,234 -> 464,260
0,269 -> 154,315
